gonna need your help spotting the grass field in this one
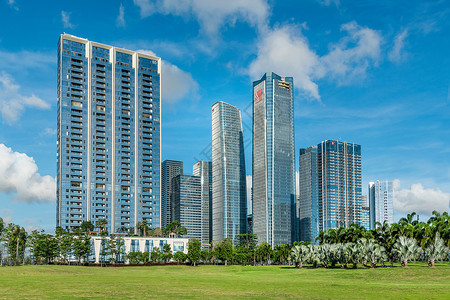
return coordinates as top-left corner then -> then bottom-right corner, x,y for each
0,263 -> 449,299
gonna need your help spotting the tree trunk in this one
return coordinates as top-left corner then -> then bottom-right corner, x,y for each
428,259 -> 435,267
353,263 -> 357,269
299,262 -> 303,269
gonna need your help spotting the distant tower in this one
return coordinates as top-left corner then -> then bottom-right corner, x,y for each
318,140 -> 362,231
252,72 -> 296,246
211,101 -> 247,243
161,160 -> 183,228
369,180 -> 394,227
193,161 -> 212,245
172,175 -> 202,240
299,146 -> 319,243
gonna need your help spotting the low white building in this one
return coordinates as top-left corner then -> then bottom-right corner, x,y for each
91,236 -> 189,264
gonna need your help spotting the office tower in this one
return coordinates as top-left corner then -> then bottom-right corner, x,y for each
368,180 -> 394,227
299,146 -> 319,243
161,160 -> 183,228
211,101 -> 247,243
193,161 -> 212,245
361,206 -> 370,229
318,140 -> 362,231
252,73 -> 296,246
56,34 -> 161,233
172,175 -> 202,240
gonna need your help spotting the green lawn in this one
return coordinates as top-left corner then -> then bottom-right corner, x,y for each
0,263 -> 449,299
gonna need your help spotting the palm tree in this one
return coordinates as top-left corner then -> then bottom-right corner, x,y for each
365,239 -> 385,269
425,233 -> 449,267
137,219 -> 148,237
95,219 -> 108,234
393,236 -> 420,267
290,245 -> 310,268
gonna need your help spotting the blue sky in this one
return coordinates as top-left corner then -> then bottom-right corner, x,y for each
0,0 -> 448,232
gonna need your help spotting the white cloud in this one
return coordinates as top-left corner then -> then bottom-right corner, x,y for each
388,29 -> 409,63
247,21 -> 383,100
0,72 -> 50,125
137,50 -> 198,103
321,22 -> 382,84
42,127 -> 57,136
116,4 -> 126,28
8,0 -> 18,10
248,24 -> 322,100
0,50 -> 54,71
0,144 -> 56,203
394,179 -> 449,215
133,0 -> 269,37
61,11 -> 74,29
317,0 -> 340,7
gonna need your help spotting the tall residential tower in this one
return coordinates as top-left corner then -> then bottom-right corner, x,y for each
161,160 -> 183,228
211,101 -> 247,243
252,73 -> 296,246
56,34 -> 161,233
193,161 -> 213,245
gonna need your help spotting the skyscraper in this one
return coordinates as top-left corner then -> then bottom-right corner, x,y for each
172,175 -> 202,240
193,161 -> 212,245
161,160 -> 183,228
211,101 -> 247,243
368,182 -> 375,229
369,180 -> 394,227
318,140 -> 362,231
252,73 -> 296,246
299,146 -> 319,243
56,34 -> 161,233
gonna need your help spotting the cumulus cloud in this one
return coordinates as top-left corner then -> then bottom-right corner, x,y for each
248,24 -> 321,100
133,0 -> 269,37
393,179 -> 449,215
116,4 -> 126,28
321,22 -> 382,84
0,144 -> 56,203
137,50 -> 198,103
248,21 -> 383,100
388,29 -> 409,63
0,72 -> 50,125
61,11 -> 74,29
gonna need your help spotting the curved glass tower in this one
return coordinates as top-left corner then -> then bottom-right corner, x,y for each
211,101 -> 247,243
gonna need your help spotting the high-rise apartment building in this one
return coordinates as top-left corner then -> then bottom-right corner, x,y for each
361,206 -> 370,229
368,180 -> 394,227
211,101 -> 247,242
56,34 -> 161,233
299,146 -> 319,243
172,175 -> 202,240
252,73 -> 296,246
161,160 -> 183,228
318,140 -> 362,231
193,161 -> 212,245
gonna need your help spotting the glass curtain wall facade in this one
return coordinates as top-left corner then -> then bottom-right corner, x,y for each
369,180 -> 394,227
172,175 -> 202,240
211,101 -> 247,243
252,73 -> 296,246
317,140 -> 362,232
193,161 -> 213,245
57,34 -> 161,233
161,160 -> 183,229
299,146 -> 319,243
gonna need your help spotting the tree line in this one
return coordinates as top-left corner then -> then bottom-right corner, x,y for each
0,211 -> 448,268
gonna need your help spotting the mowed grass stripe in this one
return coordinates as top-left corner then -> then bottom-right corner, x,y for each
0,263 -> 448,299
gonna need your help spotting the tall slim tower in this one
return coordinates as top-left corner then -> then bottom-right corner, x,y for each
161,160 -> 183,229
252,73 -> 296,246
193,161 -> 213,245
369,180 -> 394,227
318,140 -> 362,231
299,146 -> 319,243
56,34 -> 161,233
211,101 -> 247,243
